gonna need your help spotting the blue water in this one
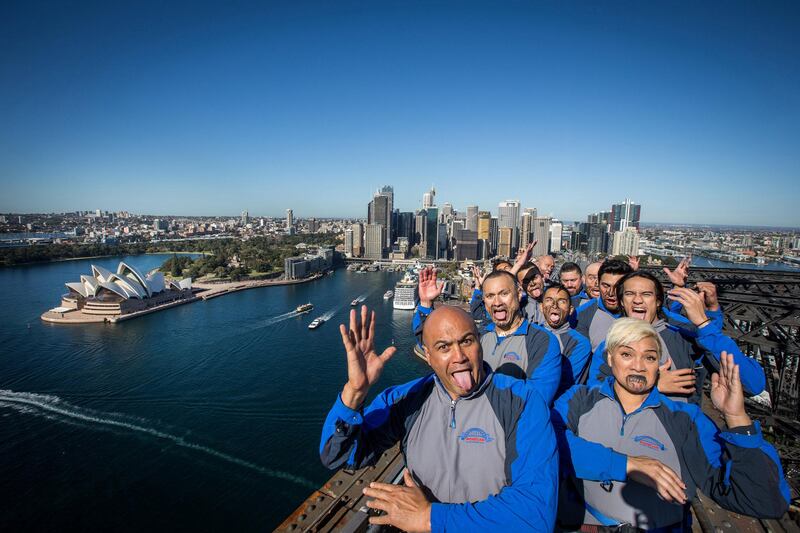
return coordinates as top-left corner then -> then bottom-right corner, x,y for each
0,255 -> 426,530
691,256 -> 800,271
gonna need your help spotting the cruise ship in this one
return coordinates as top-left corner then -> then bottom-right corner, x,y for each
392,274 -> 418,310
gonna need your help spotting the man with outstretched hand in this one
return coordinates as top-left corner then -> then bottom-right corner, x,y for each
321,306 -> 558,531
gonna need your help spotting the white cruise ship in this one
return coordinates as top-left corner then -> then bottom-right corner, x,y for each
392,274 -> 418,310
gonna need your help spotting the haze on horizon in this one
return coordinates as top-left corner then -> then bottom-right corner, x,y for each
1,1 -> 798,226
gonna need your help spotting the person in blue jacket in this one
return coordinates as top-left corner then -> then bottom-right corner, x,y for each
414,267 -> 563,404
574,259 -> 633,350
540,283 -> 592,393
586,270 -> 766,402
558,262 -> 589,306
321,305 -> 559,532
552,318 -> 790,530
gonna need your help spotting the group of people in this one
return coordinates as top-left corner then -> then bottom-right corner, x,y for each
319,251 -> 790,532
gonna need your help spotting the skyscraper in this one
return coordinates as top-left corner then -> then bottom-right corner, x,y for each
549,220 -> 563,253
532,217 -> 551,256
344,228 -> 354,257
351,222 -> 364,257
611,228 -> 640,256
498,200 -> 521,229
378,185 -> 394,245
423,187 -> 436,209
498,227 -> 514,257
364,224 -> 385,259
241,210 -> 249,226
286,209 -> 294,235
520,212 -> 533,246
610,199 -> 641,232
369,188 -> 392,248
424,207 -> 438,259
465,205 -> 479,232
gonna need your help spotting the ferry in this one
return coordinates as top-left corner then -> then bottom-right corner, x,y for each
393,274 -> 418,310
350,296 -> 367,306
296,303 -> 313,313
308,317 -> 325,329
383,290 -> 393,300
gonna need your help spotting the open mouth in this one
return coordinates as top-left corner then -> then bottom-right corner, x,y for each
451,369 -> 474,391
492,307 -> 508,322
630,307 -> 648,320
548,311 -> 562,323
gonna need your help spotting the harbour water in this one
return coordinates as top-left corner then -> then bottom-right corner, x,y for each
0,255 -> 426,530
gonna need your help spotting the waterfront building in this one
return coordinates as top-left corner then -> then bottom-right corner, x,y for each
364,224 -> 385,259
284,247 -> 334,280
351,222 -> 364,257
56,262 -> 192,318
414,210 -> 426,249
423,207 -> 439,259
344,228 -> 354,257
397,211 -> 415,244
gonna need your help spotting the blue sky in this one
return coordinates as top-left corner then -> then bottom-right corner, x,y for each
1,1 -> 798,226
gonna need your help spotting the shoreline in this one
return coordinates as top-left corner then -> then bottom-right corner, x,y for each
2,251 -> 209,268
40,272 -> 325,325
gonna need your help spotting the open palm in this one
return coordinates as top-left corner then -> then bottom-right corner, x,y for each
340,306 -> 397,407
418,267 -> 444,305
710,351 -> 745,418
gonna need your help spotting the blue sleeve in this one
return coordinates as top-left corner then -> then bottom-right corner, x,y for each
695,324 -> 766,396
586,340 -> 611,388
430,389 -> 558,531
673,402 -> 790,518
412,304 -> 432,346
551,386 -> 628,483
526,328 -> 563,405
468,289 -> 487,321
319,379 -> 425,470
566,331 -> 592,385
573,300 -> 594,337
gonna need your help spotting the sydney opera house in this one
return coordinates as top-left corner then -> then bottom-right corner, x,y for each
44,262 -> 194,322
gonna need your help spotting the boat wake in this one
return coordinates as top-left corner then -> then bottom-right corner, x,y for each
0,390 -> 315,489
260,310 -> 300,327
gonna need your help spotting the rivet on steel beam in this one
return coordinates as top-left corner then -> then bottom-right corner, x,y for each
298,514 -> 307,522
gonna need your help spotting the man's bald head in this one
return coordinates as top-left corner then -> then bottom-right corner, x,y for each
422,306 -> 479,349
422,305 -> 484,399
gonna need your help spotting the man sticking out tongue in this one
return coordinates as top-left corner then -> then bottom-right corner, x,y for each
320,305 -> 559,532
413,267 -> 562,404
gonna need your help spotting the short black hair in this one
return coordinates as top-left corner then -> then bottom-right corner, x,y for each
559,262 -> 582,276
599,259 -> 633,281
543,283 -> 571,302
616,271 -> 665,319
493,259 -> 512,271
484,269 -> 518,288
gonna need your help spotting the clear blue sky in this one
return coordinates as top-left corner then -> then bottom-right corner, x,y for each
1,1 -> 798,226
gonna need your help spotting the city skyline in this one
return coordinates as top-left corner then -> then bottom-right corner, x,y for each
1,2 -> 798,226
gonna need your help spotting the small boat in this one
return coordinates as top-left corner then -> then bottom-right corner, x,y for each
350,298 -> 360,306
308,317 -> 325,329
296,303 -> 313,313
383,290 -> 393,299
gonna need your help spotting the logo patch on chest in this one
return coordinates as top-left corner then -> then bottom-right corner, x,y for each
634,435 -> 666,451
459,427 -> 494,444
502,351 -> 521,362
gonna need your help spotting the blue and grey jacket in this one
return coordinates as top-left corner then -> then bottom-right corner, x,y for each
543,322 -> 593,394
570,287 -> 589,307
414,306 -> 563,404
586,317 -> 766,401
551,379 -> 790,529
574,297 -> 622,350
320,369 -> 559,531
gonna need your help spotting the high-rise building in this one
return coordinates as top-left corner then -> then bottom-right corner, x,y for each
364,224 -> 385,259
397,211 -> 415,244
415,210 -> 427,248
308,217 -> 318,233
489,217 -> 499,257
477,211 -> 491,240
423,187 -> 436,209
587,223 -> 608,255
440,203 -> 454,223
454,229 -> 478,261
368,192 -> 391,248
549,220 -> 563,253
498,200 -> 521,229
423,207 -> 439,259
286,209 -> 294,234
520,212 -> 533,246
532,217 -> 551,256
465,205 -> 479,232
344,228 -> 354,257
498,227 -> 514,257
378,185 -> 394,245
241,210 -> 249,226
610,199 -> 641,232
611,228 -> 640,256
351,222 -> 364,257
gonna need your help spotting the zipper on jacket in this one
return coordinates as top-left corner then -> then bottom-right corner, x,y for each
449,399 -> 457,428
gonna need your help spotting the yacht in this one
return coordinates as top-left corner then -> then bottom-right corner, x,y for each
296,303 -> 313,313
393,274 -> 418,310
308,317 -> 325,329
383,290 -> 393,300
350,296 -> 367,306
